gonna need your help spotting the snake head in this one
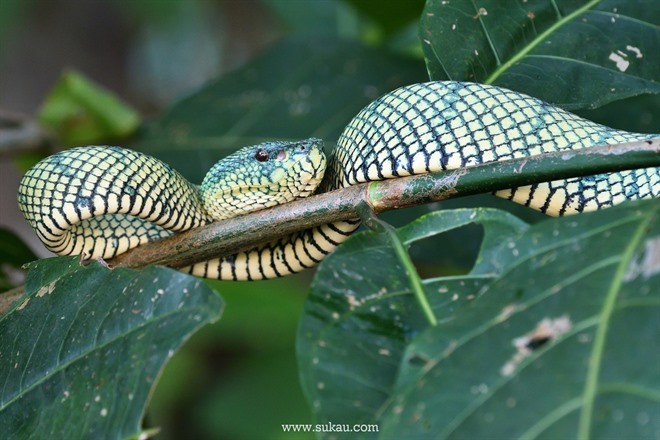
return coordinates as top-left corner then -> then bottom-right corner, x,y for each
200,138 -> 326,220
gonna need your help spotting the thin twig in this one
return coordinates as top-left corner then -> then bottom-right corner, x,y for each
0,110 -> 53,156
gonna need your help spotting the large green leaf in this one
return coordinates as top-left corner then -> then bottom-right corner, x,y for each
135,37 -> 427,181
0,257 -> 222,440
420,0 -> 660,109
300,199 -> 659,438
150,275 -> 316,440
381,200 -> 660,439
297,209 -> 528,429
261,0 -> 357,37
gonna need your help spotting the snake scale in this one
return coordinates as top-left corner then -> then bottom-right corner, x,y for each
18,81 -> 659,280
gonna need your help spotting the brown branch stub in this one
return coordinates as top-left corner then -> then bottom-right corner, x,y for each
0,110 -> 54,156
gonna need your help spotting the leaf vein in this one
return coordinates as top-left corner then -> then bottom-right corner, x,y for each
485,0 -> 602,84
577,206 -> 658,439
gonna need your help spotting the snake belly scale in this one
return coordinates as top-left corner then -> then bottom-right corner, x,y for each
18,81 -> 659,280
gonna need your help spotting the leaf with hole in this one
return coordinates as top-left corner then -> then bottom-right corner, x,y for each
301,199 -> 659,438
297,208 -> 528,430
420,0 -> 660,109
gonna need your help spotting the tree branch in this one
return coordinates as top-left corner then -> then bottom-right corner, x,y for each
0,110 -> 54,156
1,139 -> 658,316
110,139 -> 660,270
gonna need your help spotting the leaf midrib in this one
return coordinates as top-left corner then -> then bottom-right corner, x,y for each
382,211 -> 650,437
577,206 -> 658,439
484,0 -> 602,84
434,256 -> 617,438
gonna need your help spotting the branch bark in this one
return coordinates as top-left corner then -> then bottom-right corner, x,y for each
1,139 -> 659,316
109,139 -> 660,269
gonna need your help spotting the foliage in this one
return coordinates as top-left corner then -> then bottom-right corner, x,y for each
1,0 -> 658,439
38,70 -> 140,147
300,201 -> 660,439
0,227 -> 36,291
421,0 -> 660,110
0,258 -> 221,439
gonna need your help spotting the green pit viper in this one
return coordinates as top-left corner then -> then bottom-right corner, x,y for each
18,81 -> 660,280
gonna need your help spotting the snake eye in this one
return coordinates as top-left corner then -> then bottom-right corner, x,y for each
254,149 -> 269,162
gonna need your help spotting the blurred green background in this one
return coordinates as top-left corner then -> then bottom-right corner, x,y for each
0,1 -> 426,439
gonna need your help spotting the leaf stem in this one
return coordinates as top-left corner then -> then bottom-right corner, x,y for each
357,203 -> 438,327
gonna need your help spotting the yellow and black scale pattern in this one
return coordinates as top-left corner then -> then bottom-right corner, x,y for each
329,82 -> 658,213
18,147 -> 211,259
18,81 -> 659,280
18,140 -> 325,270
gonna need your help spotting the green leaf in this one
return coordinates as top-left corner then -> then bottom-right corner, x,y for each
575,93 -> 660,136
420,0 -> 660,109
135,37 -> 427,181
381,199 -> 660,439
0,228 -> 37,267
343,0 -> 426,37
38,70 -> 140,146
301,199 -> 659,438
0,0 -> 28,45
297,209 -> 528,429
149,275 -> 315,440
0,257 -> 222,440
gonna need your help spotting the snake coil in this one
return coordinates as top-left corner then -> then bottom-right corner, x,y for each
18,81 -> 659,280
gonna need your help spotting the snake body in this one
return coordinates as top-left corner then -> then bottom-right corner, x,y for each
18,81 -> 659,280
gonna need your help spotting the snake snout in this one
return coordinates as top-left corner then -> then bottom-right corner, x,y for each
287,138 -> 323,159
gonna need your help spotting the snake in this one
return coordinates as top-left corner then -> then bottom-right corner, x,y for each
18,81 -> 659,280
